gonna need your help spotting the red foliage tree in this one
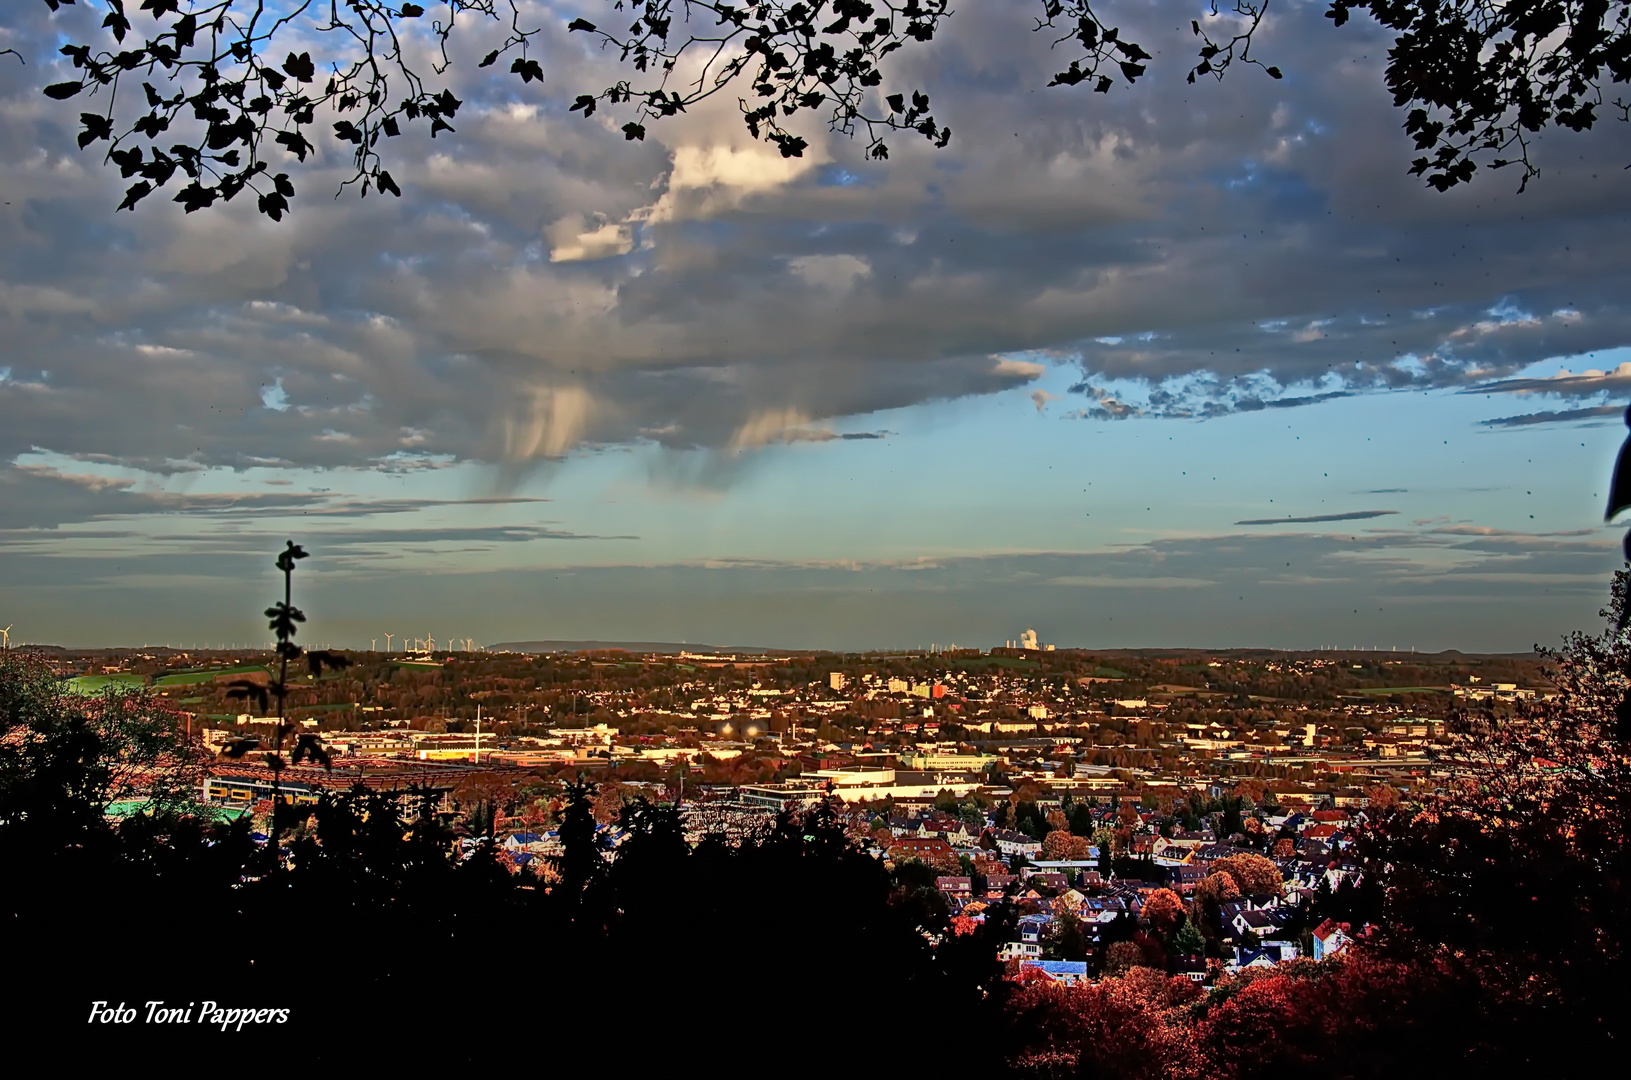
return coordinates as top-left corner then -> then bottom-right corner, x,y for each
1142,887 -> 1185,934
1000,967 -> 1201,1079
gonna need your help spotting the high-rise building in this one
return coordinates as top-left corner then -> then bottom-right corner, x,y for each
829,672 -> 847,691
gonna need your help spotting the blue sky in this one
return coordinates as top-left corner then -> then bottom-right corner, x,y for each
2,1 -> 1629,650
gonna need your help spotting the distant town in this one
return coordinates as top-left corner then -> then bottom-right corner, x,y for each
29,628 -> 1551,984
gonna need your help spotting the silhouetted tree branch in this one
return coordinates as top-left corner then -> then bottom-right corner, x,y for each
36,0 -> 1631,220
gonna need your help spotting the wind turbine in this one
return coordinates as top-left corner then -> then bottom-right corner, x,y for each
426,634 -> 435,652
384,632 -> 394,653
371,638 -> 377,653
0,625 -> 11,650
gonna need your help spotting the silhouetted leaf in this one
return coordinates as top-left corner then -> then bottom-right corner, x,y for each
282,51 -> 315,82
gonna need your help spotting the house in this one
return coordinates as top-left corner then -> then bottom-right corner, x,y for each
936,876 -> 973,898
1312,919 -> 1351,960
1175,956 -> 1208,983
890,835 -> 957,865
1018,914 -> 1050,956
503,831 -> 545,850
1230,909 -> 1280,939
1021,960 -> 1089,985
985,873 -> 1017,897
1000,915 -> 1050,961
1025,871 -> 1069,893
1170,864 -> 1208,894
1077,897 -> 1129,924
991,828 -> 1043,857
1231,947 -> 1281,972
918,814 -> 975,846
1233,946 -> 1298,978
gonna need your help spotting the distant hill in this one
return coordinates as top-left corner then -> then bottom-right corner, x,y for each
486,639 -> 785,655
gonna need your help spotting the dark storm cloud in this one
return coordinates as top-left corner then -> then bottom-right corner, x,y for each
1235,510 -> 1399,525
0,466 -> 333,529
1469,368 -> 1631,397
4,0 -> 1631,511
0,464 -> 556,530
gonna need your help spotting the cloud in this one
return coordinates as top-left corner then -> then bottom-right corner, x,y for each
1480,404 -> 1625,427
502,386 -> 598,461
5,0 -> 1631,527
547,215 -> 634,263
787,254 -> 871,292
1469,362 -> 1631,398
993,358 -> 1046,380
1235,510 -> 1399,525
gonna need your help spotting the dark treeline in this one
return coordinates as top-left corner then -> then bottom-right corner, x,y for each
0,650 -> 1008,1066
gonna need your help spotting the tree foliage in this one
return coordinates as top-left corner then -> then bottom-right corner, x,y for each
1352,565 -> 1631,1056
1141,886 -> 1185,934
36,0 -> 1631,219
1210,851 -> 1284,898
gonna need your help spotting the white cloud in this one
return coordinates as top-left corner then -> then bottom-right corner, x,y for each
547,215 -> 635,263
993,358 -> 1045,380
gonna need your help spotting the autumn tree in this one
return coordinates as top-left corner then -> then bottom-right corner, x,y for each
1000,963 -> 1201,1078
1042,829 -> 1094,862
1352,568 -> 1631,1067
1366,782 -> 1402,810
1141,885 -> 1183,928
452,770 -> 523,834
1211,852 -> 1285,898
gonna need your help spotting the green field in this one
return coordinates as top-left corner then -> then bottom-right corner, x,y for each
152,665 -> 268,687
64,673 -> 146,695
1352,686 -> 1452,695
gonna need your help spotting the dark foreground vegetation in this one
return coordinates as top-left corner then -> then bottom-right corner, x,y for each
4,568 -> 1629,1074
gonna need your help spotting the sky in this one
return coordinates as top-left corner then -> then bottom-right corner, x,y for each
2,0 -> 1631,652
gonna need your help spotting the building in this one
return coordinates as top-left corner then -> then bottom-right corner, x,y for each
201,760 -> 459,813
737,781 -> 829,810
897,750 -> 996,771
829,672 -> 847,691
1312,919 -> 1351,960
990,828 -> 1042,857
1020,960 -> 1089,985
